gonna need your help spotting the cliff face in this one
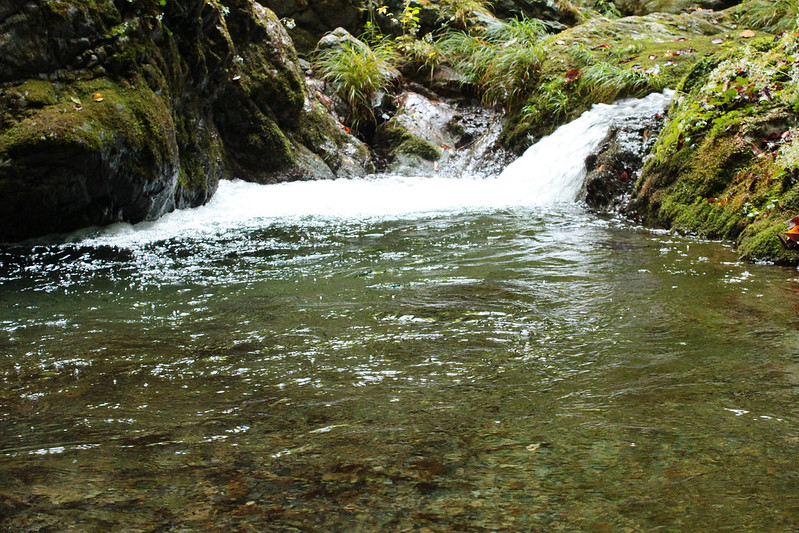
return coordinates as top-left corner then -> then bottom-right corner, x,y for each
0,0 -> 371,242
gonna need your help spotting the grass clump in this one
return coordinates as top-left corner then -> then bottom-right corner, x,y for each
580,61 -> 666,101
439,16 -> 550,109
734,0 -> 799,34
315,40 -> 398,131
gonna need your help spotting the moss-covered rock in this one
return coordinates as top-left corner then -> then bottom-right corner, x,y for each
499,10 -> 730,153
0,0 -> 373,241
612,0 -> 740,17
629,31 -> 799,264
375,120 -> 442,174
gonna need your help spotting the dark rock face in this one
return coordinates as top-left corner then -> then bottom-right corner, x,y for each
580,111 -> 666,213
261,0 -> 364,52
0,0 -> 371,242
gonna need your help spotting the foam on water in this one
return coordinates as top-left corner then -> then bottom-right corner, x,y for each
78,91 -> 672,248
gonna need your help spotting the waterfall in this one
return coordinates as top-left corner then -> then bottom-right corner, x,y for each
76,91 -> 672,247
497,90 -> 673,203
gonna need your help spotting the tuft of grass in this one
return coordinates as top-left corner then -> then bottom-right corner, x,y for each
482,16 -> 551,43
438,17 -> 550,109
439,0 -> 492,30
315,41 -> 398,130
579,62 -> 665,101
481,41 -> 548,109
735,0 -> 799,33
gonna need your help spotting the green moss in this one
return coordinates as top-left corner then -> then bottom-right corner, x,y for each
178,155 -> 208,190
0,77 -> 175,178
377,122 -> 441,161
43,0 -> 120,23
15,80 -> 57,108
396,135 -> 440,160
738,218 -> 799,264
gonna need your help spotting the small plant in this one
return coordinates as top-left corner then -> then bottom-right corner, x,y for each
439,0 -> 491,30
396,33 -> 443,77
315,41 -> 398,130
736,0 -> 799,33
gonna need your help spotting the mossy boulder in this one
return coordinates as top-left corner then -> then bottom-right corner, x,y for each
499,10 -> 730,153
629,32 -> 799,264
0,0 -> 373,241
613,0 -> 740,16
0,78 -> 180,240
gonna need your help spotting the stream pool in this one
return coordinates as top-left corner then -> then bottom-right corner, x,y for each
2,186 -> 799,531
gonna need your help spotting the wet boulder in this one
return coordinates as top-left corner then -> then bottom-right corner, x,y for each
0,0 -> 373,241
580,110 -> 666,212
374,89 -> 510,177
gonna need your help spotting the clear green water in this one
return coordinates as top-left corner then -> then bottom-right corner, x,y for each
2,204 -> 799,531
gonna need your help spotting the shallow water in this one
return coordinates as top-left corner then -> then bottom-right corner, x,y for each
4,93 -> 799,531
2,199 -> 799,531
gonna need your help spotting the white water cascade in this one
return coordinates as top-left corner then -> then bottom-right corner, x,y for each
497,89 -> 673,202
78,91 -> 672,247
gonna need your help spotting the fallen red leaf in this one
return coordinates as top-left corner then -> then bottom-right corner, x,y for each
565,68 -> 582,82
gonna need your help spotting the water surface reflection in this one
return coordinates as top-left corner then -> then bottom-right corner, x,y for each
2,207 -> 799,531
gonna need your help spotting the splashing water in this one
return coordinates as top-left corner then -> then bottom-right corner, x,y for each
76,91 -> 672,248
497,90 -> 673,202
